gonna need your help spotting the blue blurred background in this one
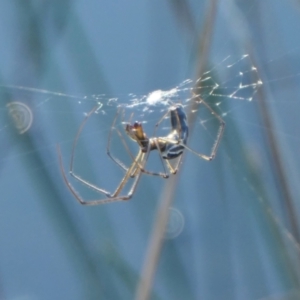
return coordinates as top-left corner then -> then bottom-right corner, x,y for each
1,0 -> 300,299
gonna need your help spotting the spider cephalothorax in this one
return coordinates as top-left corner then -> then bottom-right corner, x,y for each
125,122 -> 149,152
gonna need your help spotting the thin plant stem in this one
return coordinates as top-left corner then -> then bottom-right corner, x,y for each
135,1 -> 219,299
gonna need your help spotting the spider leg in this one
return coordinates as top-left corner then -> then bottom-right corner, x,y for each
58,144 -> 144,205
155,135 -> 212,166
58,145 -> 113,202
130,154 -> 144,178
106,107 -> 129,172
69,105 -> 98,174
114,132 -> 170,179
131,137 -> 183,179
149,105 -> 187,176
152,109 -> 171,137
113,127 -> 142,177
66,105 -> 117,189
127,108 -> 178,178
107,108 -> 146,177
57,105 -> 142,205
110,150 -> 145,197
137,107 -> 185,178
164,156 -> 183,174
155,136 -> 184,175
142,138 -> 169,178
191,92 -> 225,160
57,106 -> 157,205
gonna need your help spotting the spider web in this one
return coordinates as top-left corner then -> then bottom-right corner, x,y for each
2,0 -> 300,299
0,55 -> 282,177
0,53 -> 263,235
1,37 -> 300,300
1,51 -> 300,251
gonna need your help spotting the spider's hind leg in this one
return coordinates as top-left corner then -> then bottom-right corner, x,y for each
187,92 -> 225,160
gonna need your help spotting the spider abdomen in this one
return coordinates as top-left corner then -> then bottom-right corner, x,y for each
162,144 -> 185,160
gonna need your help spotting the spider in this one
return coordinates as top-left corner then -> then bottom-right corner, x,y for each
57,93 -> 225,205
